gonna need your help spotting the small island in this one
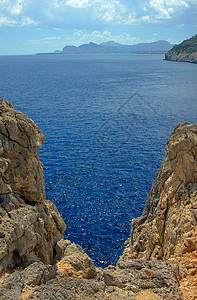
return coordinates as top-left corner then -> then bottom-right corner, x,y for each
165,35 -> 197,64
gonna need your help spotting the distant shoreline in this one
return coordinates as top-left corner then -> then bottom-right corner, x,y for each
0,52 -> 166,57
36,52 -> 166,56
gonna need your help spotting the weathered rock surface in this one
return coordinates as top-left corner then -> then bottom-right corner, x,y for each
165,35 -> 197,63
120,122 -> 197,299
103,259 -> 182,299
0,99 -> 66,273
0,98 -> 45,201
0,99 -> 196,299
56,241 -> 97,279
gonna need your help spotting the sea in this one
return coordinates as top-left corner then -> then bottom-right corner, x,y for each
0,54 -> 196,267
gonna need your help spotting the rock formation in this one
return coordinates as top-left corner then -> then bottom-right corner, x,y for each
120,122 -> 197,299
0,98 -> 66,272
165,35 -> 197,63
0,99 -> 196,299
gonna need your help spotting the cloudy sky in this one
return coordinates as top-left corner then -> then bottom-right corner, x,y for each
0,0 -> 196,54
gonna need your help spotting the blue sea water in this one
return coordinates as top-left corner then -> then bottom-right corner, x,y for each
0,54 -> 196,267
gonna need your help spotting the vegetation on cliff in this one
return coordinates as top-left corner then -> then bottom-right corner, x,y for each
165,35 -> 197,63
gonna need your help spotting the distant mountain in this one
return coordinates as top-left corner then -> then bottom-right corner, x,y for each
61,40 -> 173,54
100,41 -> 123,48
54,50 -> 62,53
62,42 -> 118,54
37,40 -> 173,55
165,35 -> 197,64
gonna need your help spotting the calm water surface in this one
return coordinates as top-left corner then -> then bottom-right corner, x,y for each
0,54 -> 196,266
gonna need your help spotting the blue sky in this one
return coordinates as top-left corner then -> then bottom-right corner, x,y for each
0,0 -> 196,55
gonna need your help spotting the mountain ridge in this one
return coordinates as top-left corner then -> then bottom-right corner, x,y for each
37,40 -> 173,55
62,40 -> 173,54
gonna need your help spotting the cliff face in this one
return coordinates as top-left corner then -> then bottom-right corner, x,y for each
120,122 -> 197,299
0,99 -> 66,273
165,35 -> 197,63
0,99 -> 196,299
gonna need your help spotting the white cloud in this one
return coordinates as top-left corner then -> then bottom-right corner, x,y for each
20,17 -> 37,26
63,30 -> 137,45
95,0 -> 137,24
0,15 -> 37,27
164,0 -> 188,7
149,0 -> 189,19
0,0 -> 23,15
0,0 -> 195,29
29,36 -> 62,44
66,0 -> 90,8
150,0 -> 173,18
0,16 -> 17,27
46,0 -> 137,25
10,0 -> 24,15
141,15 -> 151,21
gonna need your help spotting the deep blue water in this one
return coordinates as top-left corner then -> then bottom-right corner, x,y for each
0,54 -> 196,267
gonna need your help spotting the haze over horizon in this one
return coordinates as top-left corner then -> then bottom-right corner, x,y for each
0,0 -> 196,55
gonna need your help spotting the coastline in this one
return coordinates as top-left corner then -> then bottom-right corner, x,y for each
0,99 -> 196,299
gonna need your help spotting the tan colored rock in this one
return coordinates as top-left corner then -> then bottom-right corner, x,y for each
0,100 -> 45,203
0,99 -> 66,272
173,252 -> 197,300
0,101 -> 195,299
120,123 -> 197,263
55,239 -> 72,261
119,122 -> 197,299
57,242 -> 97,279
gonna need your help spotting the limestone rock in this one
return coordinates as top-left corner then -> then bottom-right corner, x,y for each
21,261 -> 55,287
121,123 -> 197,261
26,276 -> 106,300
55,239 -> 72,261
0,270 -> 23,300
120,122 -> 197,299
0,99 -> 66,272
0,261 -> 55,300
103,259 -> 182,300
56,242 -> 97,279
0,99 -> 45,203
0,100 -> 195,299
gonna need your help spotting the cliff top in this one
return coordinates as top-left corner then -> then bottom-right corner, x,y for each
169,35 -> 197,54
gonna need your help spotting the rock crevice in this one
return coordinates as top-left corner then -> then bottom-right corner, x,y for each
0,99 -> 196,299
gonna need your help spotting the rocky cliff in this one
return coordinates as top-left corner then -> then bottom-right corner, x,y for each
0,99 -> 196,299
165,35 -> 197,63
120,122 -> 197,299
0,98 -> 66,273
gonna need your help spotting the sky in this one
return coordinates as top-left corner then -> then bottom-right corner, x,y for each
0,0 -> 196,55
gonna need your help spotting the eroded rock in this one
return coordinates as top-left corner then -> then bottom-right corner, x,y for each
120,123 -> 197,262
120,122 -> 197,299
0,101 -> 196,299
0,100 -> 66,272
0,100 -> 45,202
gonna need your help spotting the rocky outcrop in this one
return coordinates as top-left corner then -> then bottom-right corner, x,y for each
165,35 -> 197,63
120,122 -> 197,299
0,99 -> 66,273
0,99 -> 196,299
